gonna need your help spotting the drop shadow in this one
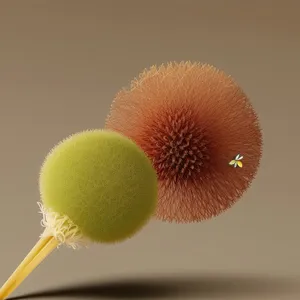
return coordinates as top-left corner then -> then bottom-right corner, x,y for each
9,273 -> 300,299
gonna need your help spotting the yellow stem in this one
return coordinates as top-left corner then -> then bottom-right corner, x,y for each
0,235 -> 58,300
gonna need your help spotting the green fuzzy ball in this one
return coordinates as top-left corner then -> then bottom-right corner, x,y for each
39,129 -> 158,243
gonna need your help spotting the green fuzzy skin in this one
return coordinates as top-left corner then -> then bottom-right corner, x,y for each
39,129 -> 158,243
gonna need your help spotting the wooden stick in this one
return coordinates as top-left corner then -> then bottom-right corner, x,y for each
0,236 -> 59,300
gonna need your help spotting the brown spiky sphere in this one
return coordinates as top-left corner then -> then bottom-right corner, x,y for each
105,61 -> 263,223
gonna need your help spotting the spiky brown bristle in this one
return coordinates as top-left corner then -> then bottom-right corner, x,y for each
105,61 -> 263,223
147,107 -> 211,183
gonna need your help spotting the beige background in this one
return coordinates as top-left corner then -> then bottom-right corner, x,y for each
0,1 -> 300,299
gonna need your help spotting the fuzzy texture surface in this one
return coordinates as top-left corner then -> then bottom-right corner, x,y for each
39,129 -> 158,243
105,61 -> 263,223
38,202 -> 88,249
